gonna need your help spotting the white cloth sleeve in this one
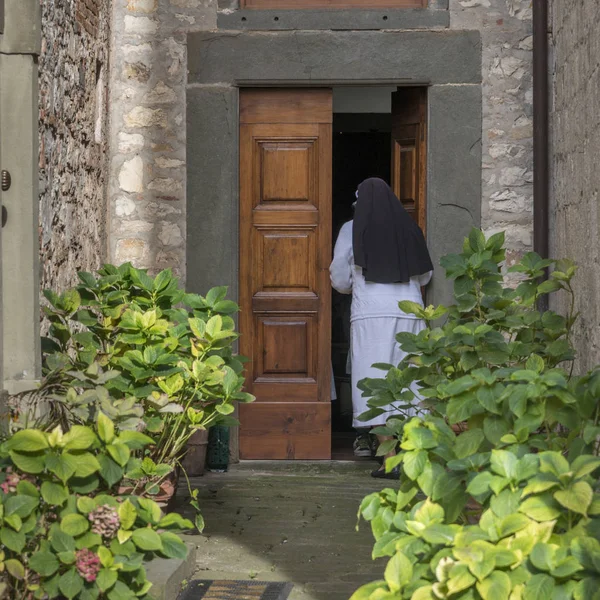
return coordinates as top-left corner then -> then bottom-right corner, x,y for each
329,222 -> 353,294
416,270 -> 433,287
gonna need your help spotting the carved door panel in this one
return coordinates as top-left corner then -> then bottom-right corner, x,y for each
239,89 -> 332,459
391,87 -> 427,234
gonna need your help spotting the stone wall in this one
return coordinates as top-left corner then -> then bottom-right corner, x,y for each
108,0 -> 533,283
39,0 -> 111,293
109,0 -> 216,278
550,0 -> 600,372
450,0 -> 533,274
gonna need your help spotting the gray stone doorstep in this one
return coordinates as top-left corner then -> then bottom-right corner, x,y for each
173,461 -> 387,600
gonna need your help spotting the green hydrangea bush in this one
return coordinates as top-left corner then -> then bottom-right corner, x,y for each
353,230 -> 600,600
0,417 -> 194,600
11,264 -> 254,494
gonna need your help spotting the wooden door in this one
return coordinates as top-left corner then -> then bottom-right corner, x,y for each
239,89 -> 332,460
391,87 -> 427,235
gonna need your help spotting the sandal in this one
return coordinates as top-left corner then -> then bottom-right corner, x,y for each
371,466 -> 400,480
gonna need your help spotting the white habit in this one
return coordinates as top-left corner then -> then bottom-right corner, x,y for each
329,220 -> 432,428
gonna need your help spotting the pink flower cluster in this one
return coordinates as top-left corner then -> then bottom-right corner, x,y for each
0,469 -> 20,494
75,549 -> 100,583
88,504 -> 120,539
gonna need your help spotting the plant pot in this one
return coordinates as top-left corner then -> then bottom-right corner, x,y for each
181,429 -> 209,476
117,471 -> 178,508
152,471 -> 178,508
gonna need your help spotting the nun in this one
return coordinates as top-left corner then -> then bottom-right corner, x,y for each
329,177 -> 433,478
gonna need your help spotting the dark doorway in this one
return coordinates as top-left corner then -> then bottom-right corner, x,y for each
330,113 -> 391,460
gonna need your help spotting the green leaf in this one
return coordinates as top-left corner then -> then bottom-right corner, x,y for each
4,514 -> 22,531
491,450 -> 518,480
131,528 -> 163,551
468,558 -> 495,583
62,426 -> 98,450
77,496 -> 97,514
195,513 -> 205,533
522,474 -> 560,497
108,580 -> 138,600
468,228 -> 486,252
51,528 -> 77,553
136,497 -> 163,524
476,571 -> 511,600
157,512 -> 194,530
540,452 -> 570,477
9,450 -> 45,473
216,403 -> 235,416
398,300 -> 425,317
526,354 -> 545,373
107,443 -> 131,467
97,411 -> 115,444
205,286 -> 228,306
455,429 -> 485,459
29,551 -> 60,576
117,430 -> 154,450
572,455 -> 600,479
71,452 -> 102,478
349,581 -> 388,600
467,471 -> 494,496
97,546 -> 113,568
519,495 -> 562,522
4,558 -> 25,580
422,524 -> 458,545
118,500 -> 138,530
45,452 -> 78,483
97,569 -> 118,593
497,514 -> 530,538
384,552 -> 412,593
70,474 -> 101,495
524,574 -> 555,600
5,494 -> 38,517
159,532 -> 189,559
552,581 -> 578,600
554,481 -> 594,516
483,416 -> 510,446
61,514 -> 90,537
41,481 -> 69,506
97,454 -> 124,488
551,557 -> 582,579
4,429 -> 49,452
403,450 -> 427,480
16,480 -> 40,497
0,528 -> 25,552
75,532 -> 102,551
58,551 -> 76,564
59,568 -> 84,600
530,543 -> 554,571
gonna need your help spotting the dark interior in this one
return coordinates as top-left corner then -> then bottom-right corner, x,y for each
330,113 -> 391,459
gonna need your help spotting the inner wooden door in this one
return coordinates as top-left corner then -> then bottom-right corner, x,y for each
239,88 -> 332,460
391,87 -> 427,235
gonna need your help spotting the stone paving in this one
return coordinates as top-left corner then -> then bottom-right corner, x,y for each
174,461 -> 388,600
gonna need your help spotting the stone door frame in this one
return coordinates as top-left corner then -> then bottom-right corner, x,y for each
186,29 -> 483,310
185,29 -> 483,460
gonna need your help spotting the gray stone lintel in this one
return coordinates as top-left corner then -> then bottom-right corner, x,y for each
188,30 -> 481,86
217,8 -> 449,31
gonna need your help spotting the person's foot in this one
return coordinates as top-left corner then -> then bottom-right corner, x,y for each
353,433 -> 374,457
371,466 -> 400,480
